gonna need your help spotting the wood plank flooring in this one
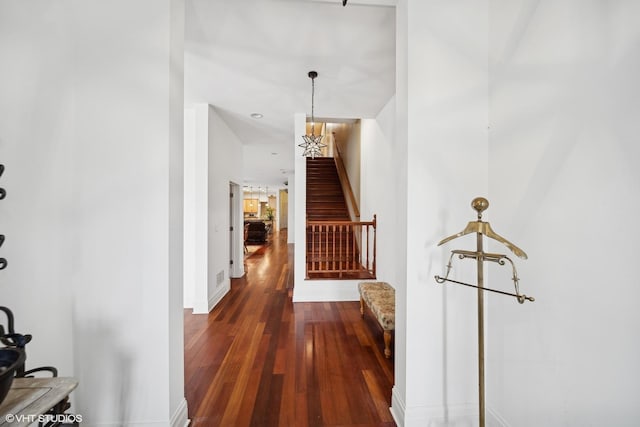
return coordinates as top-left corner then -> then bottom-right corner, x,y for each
184,230 -> 395,427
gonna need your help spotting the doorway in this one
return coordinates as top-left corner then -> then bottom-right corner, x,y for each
279,189 -> 288,231
229,182 -> 243,279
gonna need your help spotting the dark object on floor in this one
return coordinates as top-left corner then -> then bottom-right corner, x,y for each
0,347 -> 25,404
245,221 -> 267,243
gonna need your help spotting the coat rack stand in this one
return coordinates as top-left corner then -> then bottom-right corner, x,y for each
434,197 -> 534,427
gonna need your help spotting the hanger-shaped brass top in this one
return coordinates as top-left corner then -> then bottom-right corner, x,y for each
437,197 -> 528,259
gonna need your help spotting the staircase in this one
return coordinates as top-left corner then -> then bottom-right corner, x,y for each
305,158 -> 375,279
306,158 -> 350,221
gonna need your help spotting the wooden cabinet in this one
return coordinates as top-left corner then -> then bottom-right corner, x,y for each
243,199 -> 258,214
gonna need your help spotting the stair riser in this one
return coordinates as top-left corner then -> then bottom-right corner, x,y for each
306,157 -> 351,225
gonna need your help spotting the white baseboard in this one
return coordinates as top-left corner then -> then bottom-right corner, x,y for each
486,407 -> 510,427
390,387 -> 480,427
208,281 -> 230,311
390,386 -> 406,426
292,279 -> 360,302
170,398 -> 190,427
230,263 -> 244,279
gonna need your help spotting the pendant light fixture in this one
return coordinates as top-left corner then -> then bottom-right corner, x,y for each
299,71 -> 326,159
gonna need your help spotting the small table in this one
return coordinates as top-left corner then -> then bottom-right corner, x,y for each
0,377 -> 78,426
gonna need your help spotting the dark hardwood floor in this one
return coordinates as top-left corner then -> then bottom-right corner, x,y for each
184,230 -> 395,427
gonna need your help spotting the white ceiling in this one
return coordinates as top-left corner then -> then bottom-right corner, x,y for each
184,0 -> 396,189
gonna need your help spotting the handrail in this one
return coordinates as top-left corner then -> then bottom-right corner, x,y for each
333,142 -> 360,220
306,216 -> 376,279
307,220 -> 373,226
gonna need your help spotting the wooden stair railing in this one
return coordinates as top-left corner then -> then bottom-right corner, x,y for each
305,157 -> 376,279
333,142 -> 360,221
306,216 -> 376,279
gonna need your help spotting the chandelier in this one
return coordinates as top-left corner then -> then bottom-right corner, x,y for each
299,71 -> 326,159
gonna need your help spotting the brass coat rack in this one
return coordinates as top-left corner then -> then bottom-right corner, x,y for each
434,197 -> 533,427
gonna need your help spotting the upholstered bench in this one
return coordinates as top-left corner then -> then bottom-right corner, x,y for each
358,281 -> 395,358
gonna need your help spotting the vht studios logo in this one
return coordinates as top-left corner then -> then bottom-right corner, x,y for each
5,413 -> 83,424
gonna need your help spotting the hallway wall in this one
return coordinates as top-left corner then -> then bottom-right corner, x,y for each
361,97 -> 400,289
0,0 -> 75,378
183,104 -> 244,313
486,1 -> 640,425
393,0 -> 640,426
393,0 -> 490,425
0,1 -> 187,425
207,106 -> 244,308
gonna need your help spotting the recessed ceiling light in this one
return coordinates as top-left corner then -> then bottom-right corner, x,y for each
250,113 -> 263,119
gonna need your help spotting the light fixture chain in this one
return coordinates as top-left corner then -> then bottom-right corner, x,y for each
299,70 -> 326,159
311,75 -> 316,135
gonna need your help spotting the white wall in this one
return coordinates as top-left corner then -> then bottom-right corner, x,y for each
293,113 -> 306,296
287,172 -> 295,244
360,97 -> 399,287
393,1 -> 410,421
335,121 -> 362,209
0,1 -> 188,425
0,0 -> 75,378
183,108 -> 197,309
486,1 -> 640,425
393,0 -> 490,425
393,1 -> 640,426
184,104 -> 244,313
207,105 -> 244,309
183,106 -> 210,313
168,0 -> 187,418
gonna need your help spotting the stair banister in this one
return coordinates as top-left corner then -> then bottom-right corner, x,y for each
333,142 -> 360,221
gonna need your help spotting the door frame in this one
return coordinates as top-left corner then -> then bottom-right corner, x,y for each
229,181 -> 244,278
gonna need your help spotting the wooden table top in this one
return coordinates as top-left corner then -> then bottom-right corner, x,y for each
0,377 -> 78,426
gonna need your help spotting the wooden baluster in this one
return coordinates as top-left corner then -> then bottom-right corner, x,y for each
331,224 -> 336,273
353,224 -> 357,272
305,218 -> 376,278
365,224 -> 369,272
373,216 -> 377,276
312,224 -> 317,273
338,225 -> 342,273
324,224 -> 329,272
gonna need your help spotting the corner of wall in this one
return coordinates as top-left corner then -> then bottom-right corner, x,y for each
486,407 -> 510,427
208,281 -> 230,312
390,386 -> 406,426
170,397 -> 190,427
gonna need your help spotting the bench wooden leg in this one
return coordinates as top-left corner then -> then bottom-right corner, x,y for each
383,330 -> 391,358
360,296 -> 365,317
